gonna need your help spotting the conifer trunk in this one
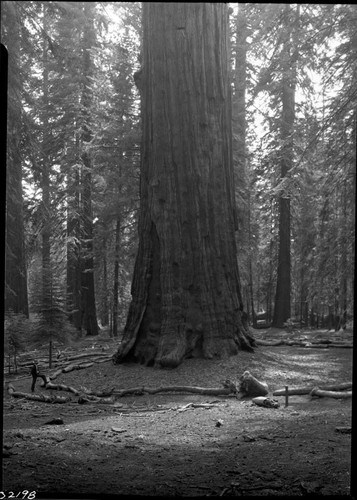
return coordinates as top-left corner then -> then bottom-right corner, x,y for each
113,3 -> 255,368
112,216 -> 121,338
80,2 -> 98,336
4,6 -> 29,317
41,6 -> 52,325
273,4 -> 299,327
67,161 -> 82,330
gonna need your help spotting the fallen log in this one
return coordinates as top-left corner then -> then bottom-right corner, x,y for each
328,343 -> 353,349
255,340 -> 285,346
45,382 -> 80,396
254,339 -> 353,349
310,387 -> 352,399
303,343 -> 329,349
67,351 -> 106,361
239,371 -> 269,397
62,362 -> 94,373
273,382 -> 352,397
93,357 -> 112,363
176,402 -> 220,412
83,387 -> 115,397
113,385 -> 235,398
78,395 -> 115,404
49,368 -> 64,381
7,384 -> 70,404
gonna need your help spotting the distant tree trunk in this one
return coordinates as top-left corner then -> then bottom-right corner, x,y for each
273,4 -> 299,327
233,3 -> 248,237
79,2 -> 98,336
233,3 -> 251,318
66,159 -> 82,330
41,7 -> 52,326
100,234 -> 109,327
4,6 -> 29,317
112,216 -> 121,338
339,180 -> 347,329
247,193 -> 256,328
80,151 -> 98,336
113,3 -> 255,368
266,203 -> 275,325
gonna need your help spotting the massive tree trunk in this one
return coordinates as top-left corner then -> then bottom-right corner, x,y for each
4,5 -> 29,317
113,3 -> 255,369
273,4 -> 299,327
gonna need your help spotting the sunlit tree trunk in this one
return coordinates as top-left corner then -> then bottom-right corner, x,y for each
113,3 -> 255,368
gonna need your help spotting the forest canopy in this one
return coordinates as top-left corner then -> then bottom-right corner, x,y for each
2,3 -> 356,365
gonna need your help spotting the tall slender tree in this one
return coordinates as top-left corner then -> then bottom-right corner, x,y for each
78,2 -> 98,336
273,4 -> 300,327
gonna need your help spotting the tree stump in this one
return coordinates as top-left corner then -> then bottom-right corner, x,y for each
239,371 -> 269,397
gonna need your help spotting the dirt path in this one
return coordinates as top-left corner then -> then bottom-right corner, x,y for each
2,329 -> 353,497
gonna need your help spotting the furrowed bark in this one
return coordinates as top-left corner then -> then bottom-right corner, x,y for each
113,3 -> 255,369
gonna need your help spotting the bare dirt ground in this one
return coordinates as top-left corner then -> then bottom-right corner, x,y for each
2,327 -> 353,497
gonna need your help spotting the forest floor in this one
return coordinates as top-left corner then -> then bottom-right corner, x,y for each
2,327 -> 354,498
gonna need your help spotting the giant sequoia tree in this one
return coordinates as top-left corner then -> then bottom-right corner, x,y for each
113,3 -> 255,368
